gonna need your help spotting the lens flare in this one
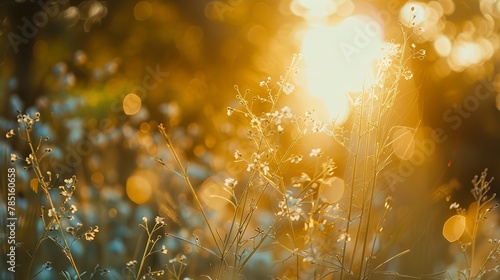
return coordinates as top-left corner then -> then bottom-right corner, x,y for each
301,15 -> 384,124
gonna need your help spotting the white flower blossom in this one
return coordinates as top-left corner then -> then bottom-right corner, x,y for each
48,208 -> 56,217
224,178 -> 238,189
281,106 -> 292,118
155,216 -> 165,225
309,148 -> 322,157
234,150 -> 242,160
5,129 -> 14,138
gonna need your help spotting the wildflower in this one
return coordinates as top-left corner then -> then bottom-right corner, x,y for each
281,106 -> 292,118
227,107 -> 234,116
25,154 -> 34,165
224,178 -> 238,189
250,117 -> 260,128
10,154 -> 19,162
155,216 -> 165,225
277,125 -> 284,133
161,245 -> 168,254
290,155 -> 303,164
66,226 -> 75,234
289,207 -> 302,221
64,177 -> 74,185
17,113 -> 37,130
322,159 -> 336,175
259,81 -> 266,87
178,254 -> 187,265
378,55 -> 392,71
450,202 -> 460,209
271,111 -> 282,125
143,217 -> 148,223
48,208 -> 56,217
337,232 -> 351,242
279,81 -> 295,95
126,260 -> 137,267
5,129 -> 14,138
303,255 -> 314,263
309,148 -> 322,157
59,186 -> 70,197
302,247 -> 318,263
42,261 -> 53,271
85,226 -> 99,241
312,121 -> 326,133
385,43 -> 401,57
234,150 -> 242,160
69,204 -> 77,213
291,173 -> 311,188
246,163 -> 255,172
402,69 -> 413,80
261,164 -> 270,176
277,191 -> 303,221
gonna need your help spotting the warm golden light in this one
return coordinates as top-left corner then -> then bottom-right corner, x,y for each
301,16 -> 384,124
319,177 -> 344,203
399,2 -> 427,27
200,177 -> 231,212
30,178 -> 39,193
434,34 -> 452,57
449,40 -> 482,71
399,2 -> 445,42
290,0 -> 356,20
91,171 -> 104,187
126,174 -> 152,204
392,127 -> 415,160
134,1 -> 153,21
291,0 -> 338,19
123,93 -> 142,115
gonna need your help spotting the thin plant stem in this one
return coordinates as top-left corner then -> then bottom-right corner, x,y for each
158,124 -> 223,257
25,127 -> 82,280
135,223 -> 152,280
341,85 -> 366,280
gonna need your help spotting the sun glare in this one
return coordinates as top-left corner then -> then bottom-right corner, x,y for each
291,0 -> 338,19
399,2 -> 427,27
301,15 -> 384,124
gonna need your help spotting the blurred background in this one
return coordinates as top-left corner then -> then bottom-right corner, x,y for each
1,0 -> 499,278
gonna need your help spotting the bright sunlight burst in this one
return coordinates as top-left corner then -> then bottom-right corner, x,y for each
301,15 -> 384,124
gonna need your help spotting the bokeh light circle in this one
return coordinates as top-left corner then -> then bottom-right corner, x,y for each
126,175 -> 152,204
